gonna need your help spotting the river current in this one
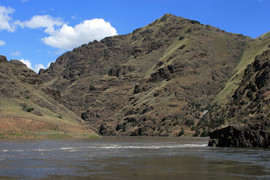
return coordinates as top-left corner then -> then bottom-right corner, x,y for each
0,137 -> 270,179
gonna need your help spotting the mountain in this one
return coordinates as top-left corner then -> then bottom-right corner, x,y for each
2,13 -> 269,142
0,55 -> 97,138
39,14 -> 255,136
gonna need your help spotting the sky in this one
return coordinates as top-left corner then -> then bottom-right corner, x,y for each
0,0 -> 270,73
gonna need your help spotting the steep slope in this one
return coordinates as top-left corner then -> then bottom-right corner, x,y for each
197,31 -> 270,134
0,55 -> 97,138
39,14 -> 252,136
207,49 -> 270,147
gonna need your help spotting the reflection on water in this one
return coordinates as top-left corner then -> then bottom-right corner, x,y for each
0,137 -> 270,179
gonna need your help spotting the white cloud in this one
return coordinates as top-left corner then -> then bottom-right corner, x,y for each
19,58 -> 51,73
0,6 -> 15,32
2,7 -> 117,55
42,18 -> 117,50
11,51 -> 21,56
15,15 -> 63,34
46,62 -> 52,68
0,40 -> 5,46
19,59 -> 32,69
34,64 -> 45,72
71,14 -> 78,20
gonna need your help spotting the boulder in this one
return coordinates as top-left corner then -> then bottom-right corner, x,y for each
208,121 -> 270,147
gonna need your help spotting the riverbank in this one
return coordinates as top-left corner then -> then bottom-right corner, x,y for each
0,116 -> 99,138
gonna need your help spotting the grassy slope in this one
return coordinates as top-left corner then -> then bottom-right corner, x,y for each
195,31 -> 270,135
214,32 -> 270,105
0,60 -> 98,138
0,96 -> 98,138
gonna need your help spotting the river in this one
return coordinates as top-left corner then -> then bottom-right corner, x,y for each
0,137 -> 270,179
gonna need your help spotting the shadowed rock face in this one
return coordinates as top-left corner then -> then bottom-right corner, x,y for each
208,120 -> 270,147
39,14 -> 252,136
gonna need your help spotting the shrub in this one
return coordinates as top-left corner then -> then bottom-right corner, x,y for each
179,127 -> 185,136
200,130 -> 209,137
227,136 -> 233,140
26,107 -> 34,112
185,119 -> 194,127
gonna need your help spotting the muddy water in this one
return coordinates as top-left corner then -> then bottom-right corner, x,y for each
0,137 -> 270,179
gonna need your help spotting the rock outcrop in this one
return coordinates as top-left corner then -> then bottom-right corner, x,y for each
208,120 -> 270,147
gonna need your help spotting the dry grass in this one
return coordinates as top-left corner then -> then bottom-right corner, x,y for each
0,94 -> 98,138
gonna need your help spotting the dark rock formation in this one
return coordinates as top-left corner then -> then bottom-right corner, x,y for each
208,121 -> 270,147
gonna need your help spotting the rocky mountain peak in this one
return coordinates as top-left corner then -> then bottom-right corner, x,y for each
0,55 -> 8,63
38,14 -> 255,136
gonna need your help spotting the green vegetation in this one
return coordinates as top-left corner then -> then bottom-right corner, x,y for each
0,130 -> 100,139
214,35 -> 270,105
227,136 -> 233,140
26,107 -> 34,112
200,130 -> 209,137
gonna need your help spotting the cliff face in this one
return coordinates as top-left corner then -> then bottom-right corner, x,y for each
0,55 -> 97,138
39,14 -> 252,136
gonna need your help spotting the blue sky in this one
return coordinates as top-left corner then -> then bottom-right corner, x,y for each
0,0 -> 270,72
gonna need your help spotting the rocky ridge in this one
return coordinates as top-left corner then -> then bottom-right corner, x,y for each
39,14 -> 252,136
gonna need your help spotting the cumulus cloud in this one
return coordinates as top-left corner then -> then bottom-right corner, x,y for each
19,59 -> 32,69
42,18 -> 117,50
0,6 -> 15,32
19,58 -> 51,73
0,40 -> 5,46
34,62 -> 52,72
11,51 -> 21,56
8,11 -> 117,50
46,62 -> 52,68
34,64 -> 45,72
15,15 -> 63,34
